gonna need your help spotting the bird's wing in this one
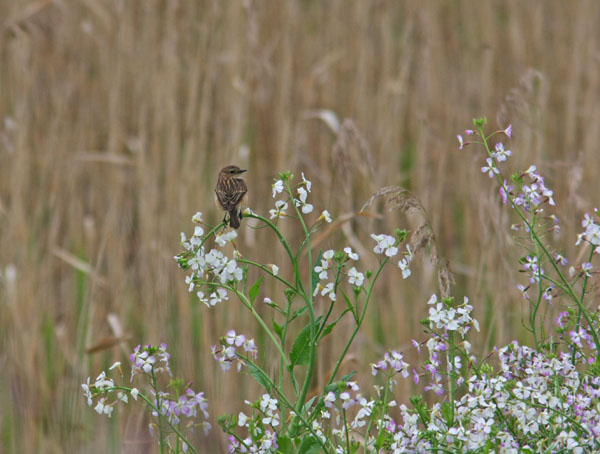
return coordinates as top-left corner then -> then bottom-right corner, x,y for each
215,177 -> 248,211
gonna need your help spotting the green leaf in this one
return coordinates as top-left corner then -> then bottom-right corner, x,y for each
375,428 -> 387,450
291,306 -> 308,320
289,324 -> 312,367
441,401 -> 454,426
410,395 -> 430,425
298,436 -> 321,454
321,322 -> 336,338
272,319 -> 283,340
289,317 -> 323,368
247,363 -> 271,392
301,395 -> 318,414
277,436 -> 293,454
341,291 -> 357,321
339,371 -> 357,383
249,276 -> 264,305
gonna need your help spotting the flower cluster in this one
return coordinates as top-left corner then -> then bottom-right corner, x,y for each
130,343 -> 172,380
371,350 -> 410,379
211,330 -> 258,372
82,365 -> 137,418
426,294 -> 480,337
511,164 -> 556,211
227,381 -> 399,453
270,172 -> 316,219
295,173 -> 314,214
82,344 -> 210,452
577,211 -> 600,253
371,233 -> 413,278
228,394 -> 281,453
375,325 -> 600,452
151,387 -> 210,432
175,212 -> 245,307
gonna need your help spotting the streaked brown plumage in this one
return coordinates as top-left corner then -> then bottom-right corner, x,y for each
215,165 -> 248,229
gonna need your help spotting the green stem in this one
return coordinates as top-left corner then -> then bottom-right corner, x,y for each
447,330 -> 456,425
284,181 -> 317,417
243,358 -> 331,453
225,285 -> 291,370
236,258 -> 297,292
280,299 -> 296,397
343,409 -> 351,454
479,127 -> 600,354
245,213 -> 296,275
577,246 -> 596,325
138,389 -> 197,454
372,373 -> 392,453
530,224 -> 543,350
315,262 -> 344,340
326,257 -> 389,387
98,383 -> 197,453
151,371 -> 166,454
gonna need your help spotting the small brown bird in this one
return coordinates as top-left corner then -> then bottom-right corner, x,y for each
215,165 -> 248,229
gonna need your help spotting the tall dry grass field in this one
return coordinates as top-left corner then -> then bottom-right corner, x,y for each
1,1 -> 599,452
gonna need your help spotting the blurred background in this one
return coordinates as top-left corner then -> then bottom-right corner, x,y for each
1,0 -> 600,452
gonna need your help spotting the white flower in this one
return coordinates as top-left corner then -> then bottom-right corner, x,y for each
130,388 -> 139,400
321,282 -> 336,301
209,288 -> 228,306
94,397 -> 114,417
82,378 -> 93,406
314,250 -> 334,280
492,142 -> 512,162
260,394 -> 278,413
348,267 -> 364,286
398,258 -> 411,279
344,247 -> 359,260
180,232 -> 191,250
324,392 -> 336,408
238,412 -> 248,427
196,291 -> 209,306
524,165 -> 537,179
186,275 -> 195,292
585,223 -> 600,246
269,264 -> 279,276
301,172 -> 312,192
481,157 -> 499,178
109,361 -> 121,371
219,260 -> 243,283
428,303 -> 445,328
193,225 -> 204,238
371,234 -> 398,257
319,210 -> 332,223
192,212 -> 203,224
272,180 -> 284,198
94,371 -> 115,390
296,187 -> 313,214
94,398 -> 106,414
215,230 -> 237,247
269,200 -> 288,219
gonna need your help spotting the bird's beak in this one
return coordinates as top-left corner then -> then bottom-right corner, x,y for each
239,169 -> 247,174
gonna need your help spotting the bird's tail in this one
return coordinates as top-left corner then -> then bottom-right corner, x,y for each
229,209 -> 241,229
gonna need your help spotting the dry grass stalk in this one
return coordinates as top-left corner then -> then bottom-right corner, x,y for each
361,186 -> 454,298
